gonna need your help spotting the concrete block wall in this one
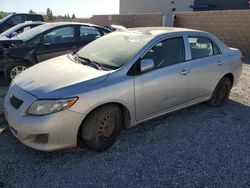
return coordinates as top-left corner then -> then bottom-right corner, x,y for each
174,10 -> 250,54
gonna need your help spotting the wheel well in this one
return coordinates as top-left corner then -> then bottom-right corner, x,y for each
88,103 -> 131,128
223,73 -> 234,86
77,102 -> 131,144
108,102 -> 131,129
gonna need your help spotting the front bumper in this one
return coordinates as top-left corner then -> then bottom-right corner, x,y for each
4,83 -> 84,151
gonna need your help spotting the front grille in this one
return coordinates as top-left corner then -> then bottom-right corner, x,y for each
10,95 -> 23,109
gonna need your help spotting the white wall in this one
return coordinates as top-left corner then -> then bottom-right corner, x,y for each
120,0 -> 194,26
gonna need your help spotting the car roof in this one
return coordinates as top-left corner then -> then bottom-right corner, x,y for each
12,13 -> 43,16
124,27 -> 205,36
45,22 -> 103,28
17,21 -> 44,26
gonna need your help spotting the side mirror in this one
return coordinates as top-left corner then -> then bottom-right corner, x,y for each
140,59 -> 155,73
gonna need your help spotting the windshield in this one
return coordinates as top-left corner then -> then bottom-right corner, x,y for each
1,23 -> 24,36
17,23 -> 52,41
0,13 -> 13,23
77,31 -> 153,69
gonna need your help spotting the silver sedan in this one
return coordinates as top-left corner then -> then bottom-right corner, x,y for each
4,27 -> 243,152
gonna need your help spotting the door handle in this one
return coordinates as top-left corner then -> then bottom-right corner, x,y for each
217,61 -> 222,66
180,69 -> 190,76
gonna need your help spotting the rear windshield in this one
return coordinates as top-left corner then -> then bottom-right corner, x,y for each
77,31 -> 153,69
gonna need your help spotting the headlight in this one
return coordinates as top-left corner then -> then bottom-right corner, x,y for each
27,97 -> 78,115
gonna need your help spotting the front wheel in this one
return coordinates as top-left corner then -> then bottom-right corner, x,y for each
207,77 -> 232,107
5,63 -> 29,82
80,104 -> 123,152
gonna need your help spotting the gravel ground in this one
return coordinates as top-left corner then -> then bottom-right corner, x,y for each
0,64 -> 249,187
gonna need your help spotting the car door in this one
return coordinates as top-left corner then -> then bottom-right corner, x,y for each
185,36 -> 224,101
134,36 -> 191,121
34,26 -> 77,62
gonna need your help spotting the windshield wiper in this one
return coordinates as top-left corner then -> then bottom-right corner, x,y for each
75,53 -> 102,70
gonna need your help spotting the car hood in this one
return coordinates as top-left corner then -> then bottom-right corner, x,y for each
0,35 -> 23,45
14,55 -> 110,98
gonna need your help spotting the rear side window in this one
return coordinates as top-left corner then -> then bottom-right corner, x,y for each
143,37 -> 185,68
188,36 -> 221,59
26,15 -> 44,21
80,26 -> 101,41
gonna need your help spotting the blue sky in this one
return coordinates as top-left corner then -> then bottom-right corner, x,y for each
0,0 -> 120,18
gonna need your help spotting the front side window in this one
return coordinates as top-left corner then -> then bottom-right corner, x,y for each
143,37 -> 185,68
188,36 -> 220,59
80,26 -> 101,41
43,26 -> 75,44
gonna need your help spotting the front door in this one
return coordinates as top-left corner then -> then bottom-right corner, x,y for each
134,37 -> 191,121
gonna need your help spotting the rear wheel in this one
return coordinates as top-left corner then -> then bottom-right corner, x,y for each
80,104 -> 122,152
5,63 -> 30,82
207,77 -> 232,107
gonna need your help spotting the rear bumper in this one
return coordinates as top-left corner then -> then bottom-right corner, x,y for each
4,84 -> 84,151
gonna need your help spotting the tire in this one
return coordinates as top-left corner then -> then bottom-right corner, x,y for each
5,63 -> 30,83
80,104 -> 123,152
207,77 -> 232,107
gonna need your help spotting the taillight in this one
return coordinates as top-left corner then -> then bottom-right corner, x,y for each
240,55 -> 245,63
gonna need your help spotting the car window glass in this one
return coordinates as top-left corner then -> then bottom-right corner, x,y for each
100,29 -> 110,35
23,26 -> 31,32
188,36 -> 220,59
43,26 -> 75,44
143,37 -> 185,68
7,15 -> 23,25
80,26 -> 101,41
77,32 -> 154,69
17,26 -> 31,34
212,42 -> 220,55
25,15 -> 41,21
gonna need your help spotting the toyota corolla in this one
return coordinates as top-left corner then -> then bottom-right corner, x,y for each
4,27 -> 243,152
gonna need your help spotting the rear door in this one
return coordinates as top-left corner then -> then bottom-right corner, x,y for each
33,25 -> 77,62
134,36 -> 191,121
185,35 -> 224,101
75,26 -> 102,49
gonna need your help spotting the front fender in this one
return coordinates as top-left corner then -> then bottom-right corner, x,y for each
6,47 -> 37,65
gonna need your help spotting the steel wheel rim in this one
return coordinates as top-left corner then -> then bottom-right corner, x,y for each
10,66 -> 27,80
98,113 -> 116,143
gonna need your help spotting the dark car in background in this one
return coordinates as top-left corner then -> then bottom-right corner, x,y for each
0,21 -> 44,38
0,22 -> 110,81
0,13 -> 44,33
